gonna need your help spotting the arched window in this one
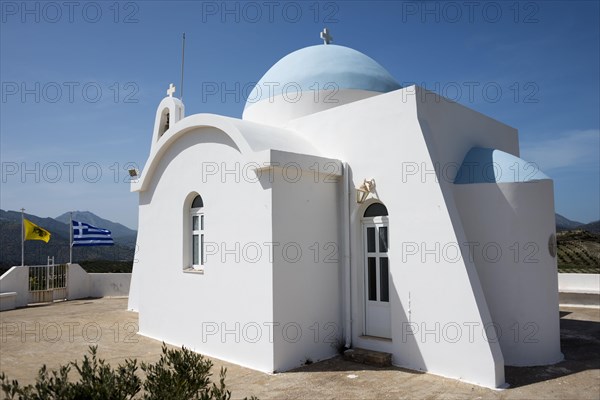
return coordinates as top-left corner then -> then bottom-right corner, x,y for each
190,195 -> 204,269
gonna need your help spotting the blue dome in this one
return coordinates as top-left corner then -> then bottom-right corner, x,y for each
454,147 -> 550,184
245,45 -> 401,109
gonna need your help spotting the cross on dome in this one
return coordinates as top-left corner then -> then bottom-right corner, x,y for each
320,28 -> 332,45
167,83 -> 176,97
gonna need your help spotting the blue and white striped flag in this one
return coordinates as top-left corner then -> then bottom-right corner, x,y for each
72,220 -> 114,247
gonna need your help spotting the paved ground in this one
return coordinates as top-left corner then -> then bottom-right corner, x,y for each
0,298 -> 598,399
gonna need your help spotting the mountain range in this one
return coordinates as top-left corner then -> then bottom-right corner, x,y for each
555,213 -> 599,233
55,211 -> 137,242
0,209 -> 136,267
0,209 -> 597,268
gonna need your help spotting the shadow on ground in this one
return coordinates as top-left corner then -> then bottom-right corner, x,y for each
290,309 -> 600,391
290,355 -> 425,375
505,310 -> 599,388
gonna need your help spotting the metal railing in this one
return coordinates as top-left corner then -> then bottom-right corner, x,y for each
28,258 -> 68,304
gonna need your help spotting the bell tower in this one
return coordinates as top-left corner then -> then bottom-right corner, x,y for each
151,83 -> 185,148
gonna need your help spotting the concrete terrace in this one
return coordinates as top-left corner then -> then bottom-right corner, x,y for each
0,298 -> 598,400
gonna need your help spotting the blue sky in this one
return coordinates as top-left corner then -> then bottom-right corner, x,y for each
1,1 -> 598,229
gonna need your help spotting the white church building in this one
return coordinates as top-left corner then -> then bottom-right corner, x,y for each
128,32 -> 562,388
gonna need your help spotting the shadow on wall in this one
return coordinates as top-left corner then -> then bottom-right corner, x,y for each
347,168 -> 428,375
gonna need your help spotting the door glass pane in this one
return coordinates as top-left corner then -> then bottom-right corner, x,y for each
192,234 -> 199,265
201,234 -> 204,265
192,216 -> 199,231
191,195 -> 203,208
368,257 -> 377,301
380,257 -> 389,302
200,215 -> 204,230
363,203 -> 388,217
379,227 -> 388,253
367,227 -> 375,253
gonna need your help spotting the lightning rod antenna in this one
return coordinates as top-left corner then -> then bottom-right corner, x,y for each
180,32 -> 186,100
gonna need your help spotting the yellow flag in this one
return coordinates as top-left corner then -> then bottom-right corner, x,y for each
24,219 -> 51,243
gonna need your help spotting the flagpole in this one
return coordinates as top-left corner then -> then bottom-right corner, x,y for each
20,208 -> 25,267
69,211 -> 73,264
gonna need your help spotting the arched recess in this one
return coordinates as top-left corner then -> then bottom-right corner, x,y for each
183,192 -> 205,271
158,108 -> 170,138
361,200 -> 390,338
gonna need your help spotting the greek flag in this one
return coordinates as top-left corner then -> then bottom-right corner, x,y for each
72,220 -> 114,247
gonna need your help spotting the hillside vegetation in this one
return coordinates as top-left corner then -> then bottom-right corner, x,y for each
557,230 -> 600,273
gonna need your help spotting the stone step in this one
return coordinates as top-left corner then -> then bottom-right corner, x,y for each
343,347 -> 392,368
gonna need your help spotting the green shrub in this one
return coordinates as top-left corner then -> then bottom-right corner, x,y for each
1,345 -> 257,400
141,344 -> 240,400
0,346 -> 139,400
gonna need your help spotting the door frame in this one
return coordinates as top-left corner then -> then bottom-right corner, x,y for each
362,215 -> 390,338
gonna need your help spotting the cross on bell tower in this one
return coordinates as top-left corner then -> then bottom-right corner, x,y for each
320,28 -> 332,45
167,83 -> 176,97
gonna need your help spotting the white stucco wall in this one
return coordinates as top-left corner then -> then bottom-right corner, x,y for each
0,267 -> 29,308
558,273 -> 600,294
413,86 -> 519,177
67,263 -> 90,300
271,160 -> 343,371
453,181 -> 563,366
0,292 -> 17,311
128,264 -> 140,311
89,273 -> 131,297
0,264 -> 131,309
133,126 -> 275,372
287,86 -> 507,388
